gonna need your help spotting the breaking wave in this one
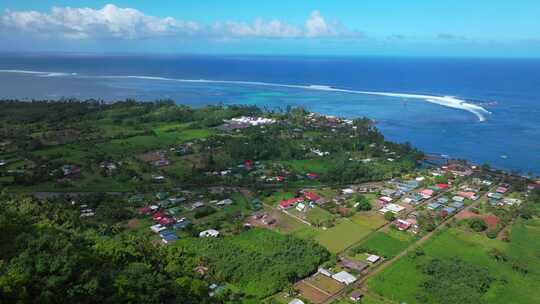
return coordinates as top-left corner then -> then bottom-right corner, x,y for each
0,69 -> 491,122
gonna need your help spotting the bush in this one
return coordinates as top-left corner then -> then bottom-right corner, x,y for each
486,228 -> 498,239
384,211 -> 395,221
469,218 -> 487,232
194,206 -> 216,219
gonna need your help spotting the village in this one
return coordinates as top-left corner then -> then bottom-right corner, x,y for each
0,101 -> 538,304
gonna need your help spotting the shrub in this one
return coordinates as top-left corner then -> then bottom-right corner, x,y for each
469,218 -> 487,232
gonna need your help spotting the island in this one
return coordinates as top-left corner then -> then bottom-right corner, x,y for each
0,99 -> 539,304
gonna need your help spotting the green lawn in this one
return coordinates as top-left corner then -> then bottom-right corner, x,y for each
315,219 -> 373,253
352,229 -> 417,259
367,219 -> 540,304
351,211 -> 387,230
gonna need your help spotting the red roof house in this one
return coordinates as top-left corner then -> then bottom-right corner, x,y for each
138,206 -> 153,215
306,173 -> 319,180
279,197 -> 304,210
436,183 -> 449,190
159,217 -> 175,226
496,187 -> 509,194
153,211 -> 167,221
304,191 -> 321,202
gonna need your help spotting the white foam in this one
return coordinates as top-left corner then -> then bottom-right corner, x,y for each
0,69 -> 77,77
120,76 -> 491,122
0,69 -> 491,122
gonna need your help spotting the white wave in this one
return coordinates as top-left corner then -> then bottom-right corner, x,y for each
0,69 -> 76,77
119,76 -> 491,122
0,69 -> 491,122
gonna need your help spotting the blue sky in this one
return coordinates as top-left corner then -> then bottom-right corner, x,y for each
1,0 -> 539,57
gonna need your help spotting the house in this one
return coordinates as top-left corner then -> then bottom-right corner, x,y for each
406,218 -> 419,233
452,196 -> 465,203
350,291 -> 363,302
0,160 -> 7,166
488,192 -> 503,200
457,191 -> 478,200
401,197 -> 413,204
437,197 -> 449,204
427,202 -> 442,210
152,211 -> 167,221
152,175 -> 166,182
450,201 -> 464,209
366,254 -> 381,263
161,235 -> 179,244
279,197 -> 304,210
304,191 -> 321,203
159,217 -> 175,226
503,198 -> 522,206
436,183 -> 449,190
442,207 -> 456,215
155,192 -> 169,200
340,257 -> 369,272
150,224 -> 167,233
216,199 -> 233,206
410,193 -> 424,204
168,197 -> 186,204
318,267 -> 333,277
342,188 -> 355,195
199,229 -> 220,238
496,187 -> 509,194
420,189 -> 434,199
378,196 -> 393,204
379,203 -> 405,215
192,202 -> 205,209
306,172 -> 318,180
61,165 -> 81,176
332,271 -> 357,285
138,206 -> 153,215
173,220 -> 191,230
296,202 -> 307,212
395,219 -> 411,231
381,188 -> 397,197
244,160 -> 253,170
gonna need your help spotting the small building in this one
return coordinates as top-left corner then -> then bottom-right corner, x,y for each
420,189 -> 434,199
304,191 -> 321,203
379,203 -> 405,215
150,224 -> 166,233
487,192 -> 503,200
350,291 -> 363,302
340,257 -> 369,272
332,271 -> 357,285
378,196 -> 393,204
288,299 -> 305,304
199,229 -> 220,238
216,199 -> 233,206
496,186 -> 509,194
395,219 -> 411,231
457,191 -> 478,200
452,196 -> 465,203
296,202 -> 307,212
436,183 -> 449,190
366,254 -> 381,263
427,202 -> 442,210
381,188 -> 397,197
318,267 -> 333,277
279,197 -> 304,210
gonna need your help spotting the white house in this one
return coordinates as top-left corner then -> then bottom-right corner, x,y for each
379,203 -> 405,215
199,229 -> 220,238
332,271 -> 357,285
366,254 -> 381,263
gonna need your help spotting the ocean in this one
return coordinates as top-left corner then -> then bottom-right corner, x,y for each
0,53 -> 539,174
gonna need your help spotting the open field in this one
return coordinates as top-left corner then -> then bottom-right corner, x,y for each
352,229 -> 417,259
295,281 -> 331,304
315,219 -> 373,253
351,211 -> 387,230
367,219 -> 540,304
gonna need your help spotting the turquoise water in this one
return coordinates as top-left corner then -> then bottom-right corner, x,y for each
0,54 -> 539,174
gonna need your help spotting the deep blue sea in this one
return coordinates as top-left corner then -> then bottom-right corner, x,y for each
1,54 -> 539,174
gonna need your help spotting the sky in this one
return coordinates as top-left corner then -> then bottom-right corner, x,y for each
0,0 -> 539,57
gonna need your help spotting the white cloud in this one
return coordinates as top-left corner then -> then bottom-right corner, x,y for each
1,4 -> 360,40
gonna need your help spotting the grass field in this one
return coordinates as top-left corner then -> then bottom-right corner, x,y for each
306,206 -> 335,224
352,229 -> 417,259
351,211 -> 387,230
367,219 -> 540,304
315,219 -> 373,253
